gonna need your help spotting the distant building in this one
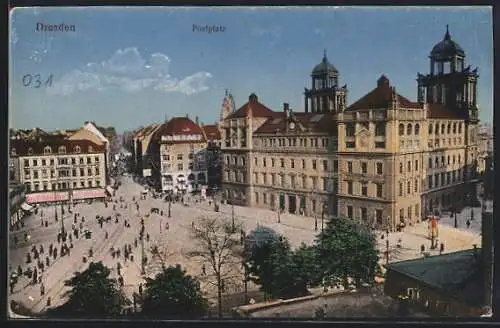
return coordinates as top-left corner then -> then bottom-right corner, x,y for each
9,183 -> 29,228
10,135 -> 107,204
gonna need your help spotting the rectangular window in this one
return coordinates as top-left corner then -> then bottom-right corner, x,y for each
323,160 -> 328,171
399,182 -> 403,196
177,163 -> 183,170
177,154 -> 183,160
312,160 -> 317,170
33,160 -> 38,167
333,160 -> 339,173
95,156 -> 99,163
428,158 -> 432,169
376,163 -> 383,175
361,207 -> 368,222
347,181 -> 353,195
280,158 -> 285,168
24,159 -> 29,167
302,159 -> 306,169
347,206 -> 353,219
376,209 -> 383,224
347,162 -> 353,173
361,183 -> 368,196
407,181 -> 411,194
376,184 -> 383,198
375,142 -> 386,148
42,159 -> 47,166
407,161 -> 411,172
263,158 -> 266,167
361,162 -> 367,174
345,142 -> 356,148
415,160 -> 419,171
346,123 -> 355,136
291,159 -> 295,169
415,204 -> 420,220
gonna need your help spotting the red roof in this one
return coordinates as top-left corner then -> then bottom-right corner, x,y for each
226,93 -> 277,119
153,117 -> 206,144
346,75 -> 421,111
26,191 -> 69,204
254,111 -> 337,135
427,103 -> 467,119
10,138 -> 106,157
72,188 -> 106,200
202,125 -> 221,140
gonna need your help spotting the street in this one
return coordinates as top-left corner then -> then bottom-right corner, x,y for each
8,175 -> 484,314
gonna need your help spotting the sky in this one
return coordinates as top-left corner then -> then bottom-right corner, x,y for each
9,6 -> 493,133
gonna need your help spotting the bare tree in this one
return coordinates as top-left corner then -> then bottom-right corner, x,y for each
187,216 -> 243,318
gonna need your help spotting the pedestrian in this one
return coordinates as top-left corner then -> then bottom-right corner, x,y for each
466,220 -> 471,228
139,283 -> 143,296
46,256 -> 50,267
146,233 -> 150,242
17,265 -> 23,276
105,231 -> 108,239
33,268 -> 38,285
82,217 -> 85,223
47,297 -> 51,307
134,239 -> 138,248
10,280 -> 15,294
202,264 -> 206,275
26,253 -> 32,264
45,221 -> 48,227
118,275 -> 124,287
53,249 -> 58,260
39,245 -> 44,254
166,223 -> 169,230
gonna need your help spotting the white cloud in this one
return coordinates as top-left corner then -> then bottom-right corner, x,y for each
49,47 -> 212,96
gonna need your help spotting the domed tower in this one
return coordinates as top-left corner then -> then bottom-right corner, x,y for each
304,50 -> 348,113
416,25 -> 479,121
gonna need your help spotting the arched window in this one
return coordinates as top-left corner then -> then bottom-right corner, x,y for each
435,124 -> 439,135
458,123 -> 462,134
28,147 -> 34,155
414,124 -> 420,135
407,124 -> 412,135
43,146 -> 52,155
441,124 -> 445,134
74,146 -> 81,153
428,123 -> 433,135
58,146 -> 66,154
447,123 -> 451,134
453,122 -> 457,133
399,124 -> 405,136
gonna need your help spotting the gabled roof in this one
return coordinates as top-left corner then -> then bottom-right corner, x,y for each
346,75 -> 421,111
254,111 -> 337,135
226,93 -> 277,119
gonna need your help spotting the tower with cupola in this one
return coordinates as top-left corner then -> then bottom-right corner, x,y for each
304,50 -> 348,113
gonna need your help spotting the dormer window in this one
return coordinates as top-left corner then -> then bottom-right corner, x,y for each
11,148 -> 16,156
74,145 -> 81,153
88,146 -> 94,152
43,146 -> 52,155
58,146 -> 66,154
28,147 -> 34,155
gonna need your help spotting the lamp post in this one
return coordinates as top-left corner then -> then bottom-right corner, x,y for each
140,221 -> 146,275
168,200 -> 171,218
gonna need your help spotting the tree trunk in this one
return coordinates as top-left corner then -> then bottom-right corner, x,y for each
217,274 -> 222,318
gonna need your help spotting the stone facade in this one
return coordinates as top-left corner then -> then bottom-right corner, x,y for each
221,27 -> 481,231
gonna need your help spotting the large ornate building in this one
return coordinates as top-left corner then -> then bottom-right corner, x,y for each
221,27 -> 481,231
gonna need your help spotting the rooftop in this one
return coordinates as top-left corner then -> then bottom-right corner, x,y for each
387,248 -> 483,307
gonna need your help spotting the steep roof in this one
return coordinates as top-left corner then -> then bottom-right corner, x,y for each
430,25 -> 466,59
226,93 -> 277,119
201,125 -> 221,141
346,75 -> 421,111
312,50 -> 338,75
10,138 -> 106,156
254,111 -> 337,135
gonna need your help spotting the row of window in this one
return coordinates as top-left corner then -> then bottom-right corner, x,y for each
23,156 -> 101,167
162,153 -> 205,161
25,179 -> 102,192
162,163 -> 205,172
346,141 -> 386,149
399,204 -> 421,221
428,137 -> 463,148
345,206 -> 384,224
253,157 -> 339,172
345,122 -> 387,137
346,181 -> 384,198
12,145 -> 99,157
398,179 -> 420,197
24,167 -> 101,180
398,123 -> 421,136
398,160 -> 420,174
252,172 -> 338,192
428,154 -> 462,169
347,161 -> 384,175
428,122 -> 463,135
258,137 -> 330,149
428,169 -> 464,189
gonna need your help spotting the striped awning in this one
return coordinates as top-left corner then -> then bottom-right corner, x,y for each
72,188 -> 106,200
26,192 -> 69,204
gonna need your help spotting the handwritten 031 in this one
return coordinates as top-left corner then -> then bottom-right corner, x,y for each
22,74 -> 53,88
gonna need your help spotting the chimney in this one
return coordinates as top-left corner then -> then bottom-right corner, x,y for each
195,116 -> 199,125
284,103 -> 290,118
